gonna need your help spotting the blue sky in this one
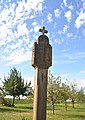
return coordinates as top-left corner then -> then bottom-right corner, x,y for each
0,0 -> 85,88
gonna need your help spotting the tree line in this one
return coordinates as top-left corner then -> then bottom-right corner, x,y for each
47,71 -> 85,114
0,68 -> 85,110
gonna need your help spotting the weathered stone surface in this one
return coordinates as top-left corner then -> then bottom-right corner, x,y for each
32,35 -> 52,69
33,68 -> 48,120
32,27 -> 52,120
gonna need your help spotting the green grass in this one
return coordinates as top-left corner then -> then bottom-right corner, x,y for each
0,99 -> 85,120
0,99 -> 33,120
47,103 -> 85,120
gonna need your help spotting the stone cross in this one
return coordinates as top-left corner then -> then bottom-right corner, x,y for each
39,26 -> 48,35
32,26 -> 52,120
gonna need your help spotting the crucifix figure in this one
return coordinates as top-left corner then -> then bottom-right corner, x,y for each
39,26 -> 48,35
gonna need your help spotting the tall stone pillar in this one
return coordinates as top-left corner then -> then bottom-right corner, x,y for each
32,27 -> 52,120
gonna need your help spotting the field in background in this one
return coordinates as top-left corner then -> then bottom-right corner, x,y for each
0,99 -> 85,120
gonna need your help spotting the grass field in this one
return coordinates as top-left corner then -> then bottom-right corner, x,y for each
0,99 -> 85,120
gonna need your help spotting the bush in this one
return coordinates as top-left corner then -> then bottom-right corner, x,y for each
0,97 -> 13,107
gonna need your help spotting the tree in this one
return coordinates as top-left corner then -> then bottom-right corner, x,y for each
60,83 -> 71,110
47,71 -> 61,114
3,67 -> 31,106
0,86 -> 7,106
70,82 -> 77,108
77,87 -> 85,106
0,86 -> 5,98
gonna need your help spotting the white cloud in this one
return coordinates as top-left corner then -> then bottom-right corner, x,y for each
54,9 -> 61,18
68,5 -> 74,10
80,70 -> 85,74
17,0 -> 44,14
34,25 -> 40,33
8,40 -> 22,50
56,51 -> 85,65
17,23 -> 29,37
32,21 -> 40,33
47,13 -> 53,23
63,52 -> 85,61
63,0 -> 74,10
63,25 -> 69,34
76,79 -> 85,89
75,11 -> 85,29
0,0 -> 44,65
60,73 -> 70,78
63,0 -> 67,7
32,21 -> 37,26
56,73 -> 85,89
67,33 -> 73,38
27,0 -> 44,12
6,51 -> 31,65
64,10 -> 72,22
55,39 -> 64,45
82,0 -> 85,10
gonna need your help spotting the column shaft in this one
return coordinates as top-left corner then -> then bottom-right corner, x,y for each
33,68 -> 48,120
